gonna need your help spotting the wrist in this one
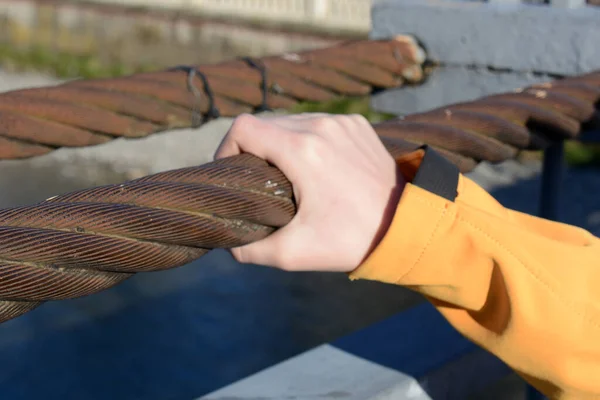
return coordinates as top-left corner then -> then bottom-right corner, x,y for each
348,145 -> 461,275
362,163 -> 407,267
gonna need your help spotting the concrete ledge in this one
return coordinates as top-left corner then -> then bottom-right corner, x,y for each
200,302 -> 512,400
371,0 -> 600,75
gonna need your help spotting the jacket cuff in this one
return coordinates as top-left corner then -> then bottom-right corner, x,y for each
349,146 -> 460,283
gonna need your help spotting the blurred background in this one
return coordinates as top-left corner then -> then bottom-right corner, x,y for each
0,1 -> 598,399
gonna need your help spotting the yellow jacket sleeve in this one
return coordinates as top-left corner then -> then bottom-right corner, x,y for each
349,146 -> 600,400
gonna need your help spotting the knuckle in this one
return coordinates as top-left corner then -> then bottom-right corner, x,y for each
338,114 -> 367,132
331,114 -> 349,129
297,134 -> 327,165
310,116 -> 337,133
229,113 -> 255,135
312,114 -> 367,138
349,113 -> 369,125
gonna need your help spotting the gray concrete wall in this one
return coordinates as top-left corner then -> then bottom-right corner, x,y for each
370,0 -> 600,115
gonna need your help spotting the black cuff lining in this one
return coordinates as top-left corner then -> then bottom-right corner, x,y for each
412,145 -> 459,201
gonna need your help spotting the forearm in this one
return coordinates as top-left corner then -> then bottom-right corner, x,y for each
350,147 -> 600,399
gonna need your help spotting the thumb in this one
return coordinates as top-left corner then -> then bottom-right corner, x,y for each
229,218 -> 307,271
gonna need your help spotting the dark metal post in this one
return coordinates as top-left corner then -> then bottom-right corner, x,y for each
529,140 -> 567,400
538,141 -> 566,222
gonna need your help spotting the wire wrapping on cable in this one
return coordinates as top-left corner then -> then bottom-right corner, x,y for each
240,57 -> 272,113
0,37 -> 598,322
167,66 -> 218,126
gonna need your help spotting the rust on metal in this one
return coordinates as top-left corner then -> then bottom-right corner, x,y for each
299,55 -> 404,88
0,136 -> 51,160
306,37 -> 427,72
13,86 -> 194,128
69,77 -> 253,117
442,100 -> 581,142
0,95 -> 159,137
261,58 -> 372,95
0,110 -> 111,147
486,91 -> 596,123
404,110 -> 531,149
200,63 -> 339,102
377,120 -> 517,162
137,71 -> 298,109
380,136 -> 478,172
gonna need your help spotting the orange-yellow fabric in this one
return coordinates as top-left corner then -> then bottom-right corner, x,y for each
349,149 -> 600,399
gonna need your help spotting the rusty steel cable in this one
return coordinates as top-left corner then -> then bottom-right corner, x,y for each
376,71 -> 600,172
0,41 -> 597,322
0,36 -> 427,160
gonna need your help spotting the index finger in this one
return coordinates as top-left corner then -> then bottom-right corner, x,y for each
214,114 -> 299,178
